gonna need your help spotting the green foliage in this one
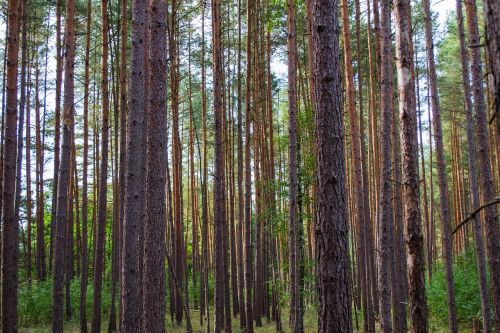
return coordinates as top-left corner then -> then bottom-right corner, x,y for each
18,277 -> 112,327
427,249 -> 488,328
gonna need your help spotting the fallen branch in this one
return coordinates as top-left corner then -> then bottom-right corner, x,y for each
452,197 -> 500,235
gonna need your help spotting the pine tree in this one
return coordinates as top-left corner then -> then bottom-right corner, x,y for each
311,0 -> 352,330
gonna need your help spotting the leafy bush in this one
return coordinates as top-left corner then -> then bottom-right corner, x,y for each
427,248 -> 488,327
18,276 -> 112,327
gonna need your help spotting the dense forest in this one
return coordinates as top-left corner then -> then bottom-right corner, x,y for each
0,0 -> 500,330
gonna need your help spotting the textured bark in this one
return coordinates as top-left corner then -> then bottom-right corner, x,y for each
212,0 -> 227,329
414,48 -> 432,284
65,137 -> 74,319
340,0 -> 368,330
311,0 -> 352,330
224,11 -> 239,320
200,0 -> 211,328
187,28 -> 200,314
35,39 -> 46,282
50,0 -> 63,273
223,19 -> 233,328
1,0 -> 21,329
377,0 -> 394,330
423,0 -> 458,330
16,0 -> 28,281
244,0 -> 254,332
484,0 -> 500,142
354,0 -> 374,327
80,0 -> 91,330
142,0 -> 167,329
364,0 -> 379,320
108,18 -> 121,331
455,0 -> 491,330
236,0 -> 246,328
168,0 -> 184,323
392,105 -> 408,333
91,0 -> 110,330
393,0 -> 428,330
52,0 -> 76,329
465,0 -> 500,328
118,0 -> 127,326
286,0 -> 301,330
121,0 -> 147,329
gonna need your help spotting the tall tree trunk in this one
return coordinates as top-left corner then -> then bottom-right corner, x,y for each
286,0 -> 301,331
377,0 -> 394,330
52,0 -> 76,329
484,0 -> 500,142
65,135 -> 75,319
200,0 -> 211,328
118,0 -> 127,326
212,0 -> 227,329
50,0 -> 63,273
122,0 -> 147,329
392,104 -> 408,332
311,0 -> 352,330
108,13 -> 121,330
365,0 -> 379,315
354,0 -> 374,327
423,0 -> 458,330
142,0 -> 167,329
36,33 -> 47,281
92,0 -> 110,330
464,0 -> 500,328
16,0 -> 28,281
1,0 -> 21,328
168,0 -> 184,323
80,0 -> 92,330
414,47 -> 432,282
236,0 -> 246,327
244,0 -> 254,332
187,28 -> 200,314
393,0 -> 428,330
455,0 -> 491,330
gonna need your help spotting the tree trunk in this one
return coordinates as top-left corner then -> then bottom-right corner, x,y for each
377,0 -> 394,330
17,0 -> 29,281
423,0 -> 458,330
236,0 -> 246,328
142,0 -> 167,329
464,0 -> 500,328
118,0 -> 127,327
65,136 -> 75,319
484,0 -> 500,142
80,0 -> 91,330
35,35 -> 46,281
455,0 -> 491,330
286,0 -> 301,330
122,0 -> 147,329
244,0 -> 254,332
50,0 -> 63,273
52,0 -> 76,329
91,0 -> 110,330
212,0 -> 227,329
1,0 -> 21,328
393,0 -> 428,330
311,0 -> 352,330
199,0 -> 211,328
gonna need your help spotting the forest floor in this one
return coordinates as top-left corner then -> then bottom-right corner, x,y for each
19,307 -> 319,332
19,308 -> 465,332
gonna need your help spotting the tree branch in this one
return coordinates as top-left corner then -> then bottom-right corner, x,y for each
452,197 -> 500,235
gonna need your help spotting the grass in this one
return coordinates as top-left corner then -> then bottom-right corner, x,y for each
20,307 -> 318,332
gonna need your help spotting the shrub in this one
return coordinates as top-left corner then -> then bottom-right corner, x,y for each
18,276 -> 112,327
427,248 -> 487,328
